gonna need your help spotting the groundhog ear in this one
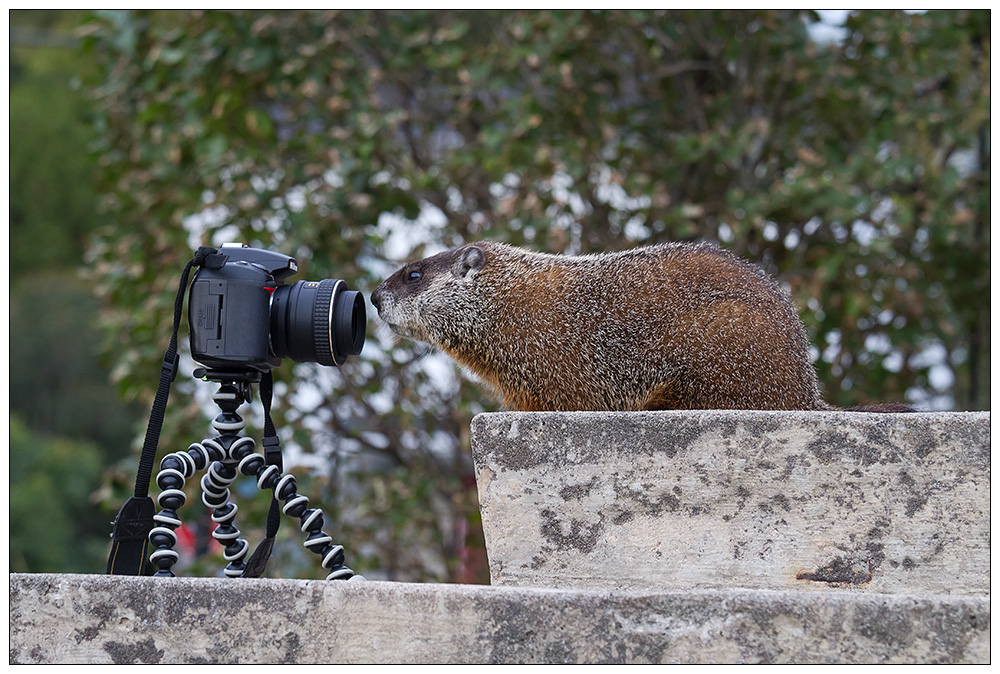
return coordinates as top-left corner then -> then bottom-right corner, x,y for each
457,246 -> 486,279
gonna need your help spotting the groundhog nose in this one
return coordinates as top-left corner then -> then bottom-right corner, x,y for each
370,287 -> 383,311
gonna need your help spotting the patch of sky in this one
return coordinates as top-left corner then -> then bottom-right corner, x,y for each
374,200 -> 450,263
762,221 -> 779,242
806,10 -> 852,45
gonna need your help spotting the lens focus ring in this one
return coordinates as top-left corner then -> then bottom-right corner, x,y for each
269,277 -> 363,366
312,279 -> 338,367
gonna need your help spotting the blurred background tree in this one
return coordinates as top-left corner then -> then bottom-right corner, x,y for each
10,9 -> 145,573
10,9 -> 989,581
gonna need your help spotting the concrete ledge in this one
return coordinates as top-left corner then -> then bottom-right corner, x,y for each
471,411 -> 990,594
9,574 -> 990,664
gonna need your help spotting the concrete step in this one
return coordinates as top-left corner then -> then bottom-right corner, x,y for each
471,411 -> 990,595
9,573 -> 989,664
11,411 -> 990,663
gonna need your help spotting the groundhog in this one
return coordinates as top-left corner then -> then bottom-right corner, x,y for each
371,241 -> 910,412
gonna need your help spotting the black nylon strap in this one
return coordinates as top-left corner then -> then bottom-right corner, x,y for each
135,246 -> 225,497
241,370 -> 282,578
105,496 -> 154,575
259,370 -> 283,542
107,246 -> 224,575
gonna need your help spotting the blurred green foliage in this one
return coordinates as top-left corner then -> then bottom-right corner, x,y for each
10,414 -> 108,572
10,10 -> 144,574
10,10 -> 988,582
10,12 -> 100,276
10,274 -> 143,452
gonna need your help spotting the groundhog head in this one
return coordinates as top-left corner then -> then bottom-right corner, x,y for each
371,243 -> 490,348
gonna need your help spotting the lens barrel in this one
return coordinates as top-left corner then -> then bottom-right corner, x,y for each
270,279 -> 366,366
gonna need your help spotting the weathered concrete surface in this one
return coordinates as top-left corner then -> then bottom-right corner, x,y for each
9,573 -> 989,664
471,411 -> 990,595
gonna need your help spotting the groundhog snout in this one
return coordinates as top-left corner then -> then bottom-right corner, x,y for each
370,286 -> 385,311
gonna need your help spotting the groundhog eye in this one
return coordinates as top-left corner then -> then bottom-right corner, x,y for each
405,269 -> 423,284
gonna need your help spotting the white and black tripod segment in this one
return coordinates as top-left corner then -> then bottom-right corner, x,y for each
147,379 -> 355,580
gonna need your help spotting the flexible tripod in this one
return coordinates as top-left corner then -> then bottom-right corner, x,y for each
146,368 -> 356,580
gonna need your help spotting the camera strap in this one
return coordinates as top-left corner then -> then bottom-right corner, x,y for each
240,370 -> 283,578
107,246 -> 226,575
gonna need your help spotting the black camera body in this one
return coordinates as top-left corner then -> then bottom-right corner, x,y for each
189,243 -> 365,372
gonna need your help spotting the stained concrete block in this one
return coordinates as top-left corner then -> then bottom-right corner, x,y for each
8,573 -> 989,664
471,411 -> 990,594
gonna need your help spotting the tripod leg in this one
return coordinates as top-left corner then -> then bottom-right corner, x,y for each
275,472 -> 355,580
147,441 -> 214,577
200,437 -> 254,577
148,376 -> 360,581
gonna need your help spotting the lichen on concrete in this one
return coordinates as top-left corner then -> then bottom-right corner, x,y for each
8,574 -> 990,664
471,411 -> 990,596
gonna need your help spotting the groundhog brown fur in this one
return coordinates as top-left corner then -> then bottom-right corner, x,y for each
371,241 -> 906,412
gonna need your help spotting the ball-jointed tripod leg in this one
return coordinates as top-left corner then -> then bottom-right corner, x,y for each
147,370 -> 356,580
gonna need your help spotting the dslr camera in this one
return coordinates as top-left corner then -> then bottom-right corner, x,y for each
188,243 -> 365,372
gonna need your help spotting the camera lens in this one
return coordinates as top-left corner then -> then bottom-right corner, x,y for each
270,279 -> 366,366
